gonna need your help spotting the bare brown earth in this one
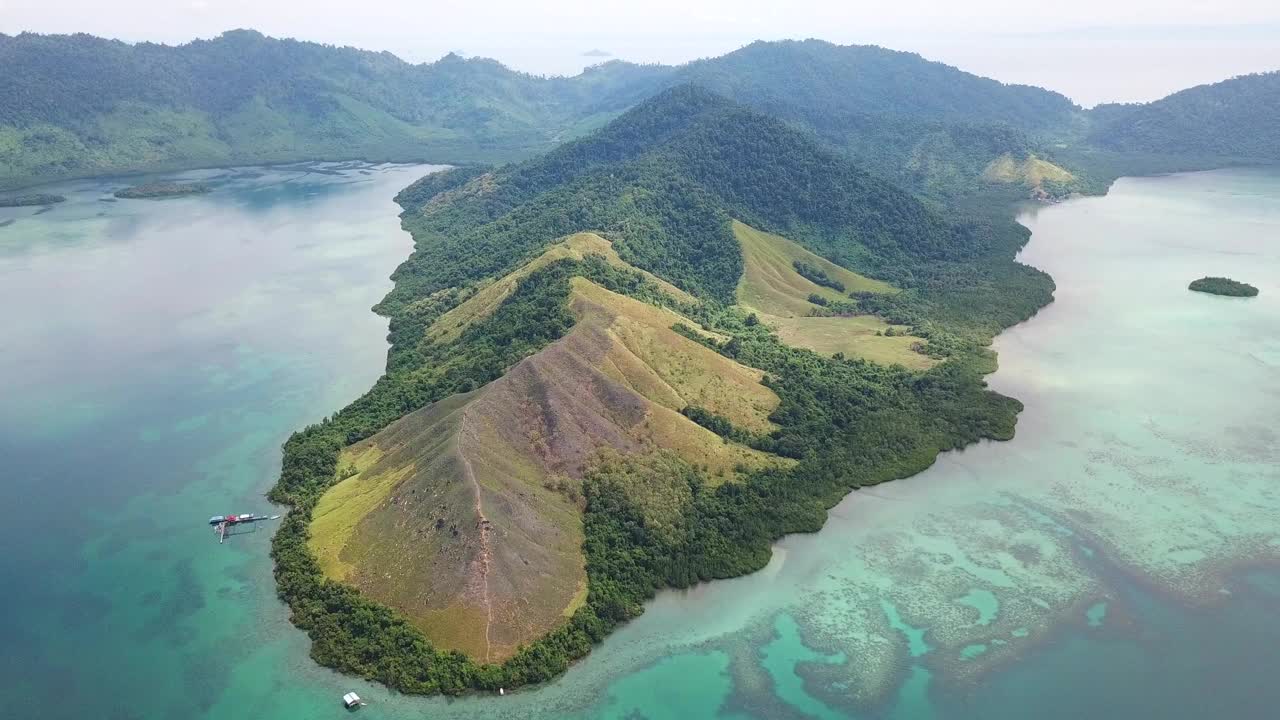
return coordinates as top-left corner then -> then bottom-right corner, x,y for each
310,274 -> 783,662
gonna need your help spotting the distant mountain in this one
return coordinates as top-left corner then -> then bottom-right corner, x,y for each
0,30 -> 670,188
9,30 -> 1270,198
662,40 -> 1087,202
677,39 -> 1078,131
2,31 -> 1090,196
1088,71 -> 1280,162
386,84 -> 971,310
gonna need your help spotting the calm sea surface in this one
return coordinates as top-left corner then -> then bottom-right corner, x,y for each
2,166 -> 1276,718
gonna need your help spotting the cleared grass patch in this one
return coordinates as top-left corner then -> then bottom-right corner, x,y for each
307,443 -> 414,582
983,153 -> 1074,187
733,219 -> 894,318
570,277 -> 779,435
427,232 -> 695,344
766,314 -> 935,370
729,220 -> 931,369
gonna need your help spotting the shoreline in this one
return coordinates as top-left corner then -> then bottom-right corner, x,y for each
0,156 -> 469,195
227,164 -> 1277,718
254,158 -> 1268,702
262,153 -> 1051,693
661,169 -> 1278,711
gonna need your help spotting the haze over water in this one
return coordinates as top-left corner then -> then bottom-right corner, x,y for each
1,166 -> 1277,718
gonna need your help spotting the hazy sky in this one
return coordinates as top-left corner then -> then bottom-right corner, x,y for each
4,1 -> 1280,105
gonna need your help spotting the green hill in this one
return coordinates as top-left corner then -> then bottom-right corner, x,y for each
1088,72 -> 1280,162
0,30 -> 670,188
389,85 -> 991,306
677,39 -> 1077,131
308,268 -> 780,663
269,86 -> 1046,694
672,39 -> 1086,201
387,84 -> 1053,353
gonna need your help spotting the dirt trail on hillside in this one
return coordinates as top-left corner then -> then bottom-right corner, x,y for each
458,409 -> 494,663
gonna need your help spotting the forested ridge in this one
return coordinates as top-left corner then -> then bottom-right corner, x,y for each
267,87 -> 1051,693
674,39 -> 1092,202
8,29 -> 1275,196
1,30 -> 1088,197
1088,71 -> 1280,162
382,86 -> 1049,321
680,39 -> 1078,131
5,29 -> 1274,194
0,29 -> 670,188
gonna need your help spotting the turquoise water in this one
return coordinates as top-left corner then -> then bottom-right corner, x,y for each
0,162 -> 443,718
3,167 -> 1278,718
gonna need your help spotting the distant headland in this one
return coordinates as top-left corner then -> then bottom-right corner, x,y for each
114,182 -> 211,199
0,193 -> 66,207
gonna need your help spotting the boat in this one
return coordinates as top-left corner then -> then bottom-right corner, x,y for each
207,512 -> 281,543
342,692 -> 364,709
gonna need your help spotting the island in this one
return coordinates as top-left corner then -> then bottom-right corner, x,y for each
268,86 -> 1033,695
0,193 -> 66,207
1188,276 -> 1259,297
113,182 -> 211,199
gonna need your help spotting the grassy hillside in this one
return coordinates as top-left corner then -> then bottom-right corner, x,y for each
731,220 -> 932,369
733,219 -> 894,317
768,316 -> 932,370
426,232 -> 694,345
308,267 -> 780,662
268,87 -> 1048,694
982,153 -> 1076,198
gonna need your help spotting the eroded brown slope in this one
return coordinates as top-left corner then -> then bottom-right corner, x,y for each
309,278 -> 782,661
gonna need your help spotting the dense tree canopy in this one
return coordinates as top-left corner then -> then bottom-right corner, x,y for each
1188,276 -> 1259,297
2,31 -> 1093,196
678,39 -> 1079,131
1089,72 -> 1280,162
0,30 -> 671,188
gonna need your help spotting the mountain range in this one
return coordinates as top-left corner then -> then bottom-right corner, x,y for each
6,30 -> 1274,195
